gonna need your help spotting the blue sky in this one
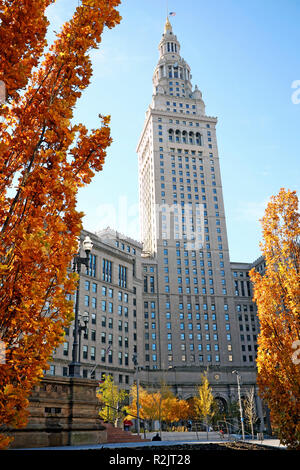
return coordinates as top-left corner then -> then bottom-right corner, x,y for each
46,0 -> 300,262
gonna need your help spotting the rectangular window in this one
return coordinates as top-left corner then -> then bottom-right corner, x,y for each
91,346 -> 96,361
102,259 -> 112,282
119,265 -> 127,288
86,254 -> 96,277
63,342 -> 69,356
92,282 -> 97,293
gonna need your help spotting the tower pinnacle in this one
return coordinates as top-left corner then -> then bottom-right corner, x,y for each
164,16 -> 172,34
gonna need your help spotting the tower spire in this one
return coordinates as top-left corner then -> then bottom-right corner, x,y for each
164,16 -> 172,34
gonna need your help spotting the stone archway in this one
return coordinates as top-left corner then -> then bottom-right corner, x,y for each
214,396 -> 228,415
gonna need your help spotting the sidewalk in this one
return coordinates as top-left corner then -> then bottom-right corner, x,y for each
13,434 -> 285,451
144,431 -> 222,441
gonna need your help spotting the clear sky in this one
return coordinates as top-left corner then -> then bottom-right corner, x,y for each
46,0 -> 300,263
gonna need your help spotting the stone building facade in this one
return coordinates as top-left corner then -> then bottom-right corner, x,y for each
48,18 -> 268,428
49,228 -> 144,394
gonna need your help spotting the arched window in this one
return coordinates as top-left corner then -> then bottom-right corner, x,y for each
175,129 -> 181,143
182,130 -> 187,143
168,128 -> 174,142
189,131 -> 194,145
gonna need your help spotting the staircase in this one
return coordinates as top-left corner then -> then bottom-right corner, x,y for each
103,422 -> 149,444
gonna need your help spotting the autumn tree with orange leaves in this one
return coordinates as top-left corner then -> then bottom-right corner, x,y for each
0,0 -> 121,448
126,384 -> 190,432
250,188 -> 300,450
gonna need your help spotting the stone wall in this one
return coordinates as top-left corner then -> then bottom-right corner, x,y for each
8,376 -> 107,449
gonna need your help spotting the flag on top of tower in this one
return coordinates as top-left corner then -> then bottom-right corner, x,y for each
169,12 -> 176,16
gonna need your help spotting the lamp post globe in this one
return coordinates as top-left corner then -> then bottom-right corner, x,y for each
83,235 -> 93,254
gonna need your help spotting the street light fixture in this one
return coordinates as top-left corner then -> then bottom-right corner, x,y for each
69,235 -> 93,378
232,370 -> 245,440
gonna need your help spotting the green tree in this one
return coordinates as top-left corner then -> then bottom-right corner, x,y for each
97,374 -> 127,427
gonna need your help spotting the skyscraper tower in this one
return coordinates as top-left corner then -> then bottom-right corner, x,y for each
137,18 -> 242,371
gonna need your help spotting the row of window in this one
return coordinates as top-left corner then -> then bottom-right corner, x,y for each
84,296 -> 133,312
84,256 -> 128,288
84,282 -> 129,300
115,240 -> 136,254
65,310 -> 136,327
165,252 -> 225,263
239,324 -> 257,332
158,145 -> 211,153
165,108 -> 198,115
166,129 -> 203,145
236,304 -> 255,312
163,286 -> 227,295
48,366 -> 131,384
156,302 -> 230,311
234,279 -> 252,297
233,270 -> 250,278
238,314 -> 256,322
143,265 -> 156,272
165,101 -> 195,110
241,334 -> 257,343
144,321 -> 231,335
163,331 -> 228,340
158,117 -> 210,127
145,354 -> 233,363
100,318 -> 136,331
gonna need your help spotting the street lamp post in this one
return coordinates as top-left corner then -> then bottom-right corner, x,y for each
69,235 -> 93,378
232,370 -> 245,440
132,354 -> 140,437
78,311 -> 90,363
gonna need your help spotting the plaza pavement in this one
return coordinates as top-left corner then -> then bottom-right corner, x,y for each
14,431 -> 285,451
